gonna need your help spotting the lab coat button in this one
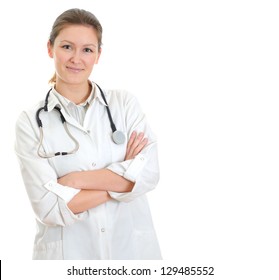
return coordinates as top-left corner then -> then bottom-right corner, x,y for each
101,228 -> 105,232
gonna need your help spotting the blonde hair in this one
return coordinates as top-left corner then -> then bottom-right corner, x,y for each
48,8 -> 103,84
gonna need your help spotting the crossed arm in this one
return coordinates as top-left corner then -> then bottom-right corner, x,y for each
58,132 -> 147,214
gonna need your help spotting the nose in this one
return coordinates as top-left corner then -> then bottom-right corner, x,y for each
70,50 -> 81,64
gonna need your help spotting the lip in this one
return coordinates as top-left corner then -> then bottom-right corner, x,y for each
66,66 -> 84,73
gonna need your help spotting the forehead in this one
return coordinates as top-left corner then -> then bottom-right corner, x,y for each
56,24 -> 99,44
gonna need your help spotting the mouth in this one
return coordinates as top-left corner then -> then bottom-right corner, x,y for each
66,66 -> 84,73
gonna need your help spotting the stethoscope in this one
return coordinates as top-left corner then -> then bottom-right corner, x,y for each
36,83 -> 126,158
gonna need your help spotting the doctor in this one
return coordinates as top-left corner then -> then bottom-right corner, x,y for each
15,8 -> 161,260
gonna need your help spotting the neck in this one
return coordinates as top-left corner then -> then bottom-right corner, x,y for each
55,81 -> 92,104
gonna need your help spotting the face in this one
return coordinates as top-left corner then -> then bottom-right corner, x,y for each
47,24 -> 101,86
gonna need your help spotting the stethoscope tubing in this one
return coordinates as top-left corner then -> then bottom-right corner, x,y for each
36,83 -> 125,158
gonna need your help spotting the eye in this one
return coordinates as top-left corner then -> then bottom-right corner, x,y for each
84,47 -> 93,53
62,45 -> 72,50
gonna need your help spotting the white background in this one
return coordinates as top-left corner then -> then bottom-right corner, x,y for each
1,0 -> 279,279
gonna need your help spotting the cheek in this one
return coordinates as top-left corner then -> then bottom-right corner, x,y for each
54,52 -> 67,64
53,56 -> 63,72
89,55 -> 99,64
87,50 -> 101,64
53,47 -> 70,62
85,56 -> 99,70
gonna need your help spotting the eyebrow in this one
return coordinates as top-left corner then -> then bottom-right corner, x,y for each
59,40 -> 97,48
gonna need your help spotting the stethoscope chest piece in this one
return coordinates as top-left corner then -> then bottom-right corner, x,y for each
112,130 -> 126,145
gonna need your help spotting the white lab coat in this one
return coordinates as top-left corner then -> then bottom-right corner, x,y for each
15,84 -> 162,260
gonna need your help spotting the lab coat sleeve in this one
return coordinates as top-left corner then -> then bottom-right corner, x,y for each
107,93 -> 160,202
15,111 -> 86,227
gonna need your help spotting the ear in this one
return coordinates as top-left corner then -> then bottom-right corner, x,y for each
95,48 -> 102,64
47,40 -> 53,58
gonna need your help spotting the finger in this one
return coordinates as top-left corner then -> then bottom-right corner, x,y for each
132,137 -> 148,156
125,132 -> 147,160
125,132 -> 137,160
126,131 -> 137,150
129,132 -> 144,155
129,136 -> 147,159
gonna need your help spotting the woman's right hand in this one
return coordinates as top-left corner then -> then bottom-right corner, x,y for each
125,131 -> 148,160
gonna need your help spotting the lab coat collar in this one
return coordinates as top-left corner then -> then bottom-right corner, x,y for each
45,92 -> 80,130
92,81 -> 109,107
46,81 -> 108,112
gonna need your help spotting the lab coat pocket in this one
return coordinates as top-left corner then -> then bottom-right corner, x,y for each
33,240 -> 63,260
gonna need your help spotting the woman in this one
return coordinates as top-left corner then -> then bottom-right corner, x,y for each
15,8 -> 161,260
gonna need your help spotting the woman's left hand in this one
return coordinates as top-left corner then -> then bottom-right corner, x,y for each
125,131 -> 148,160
